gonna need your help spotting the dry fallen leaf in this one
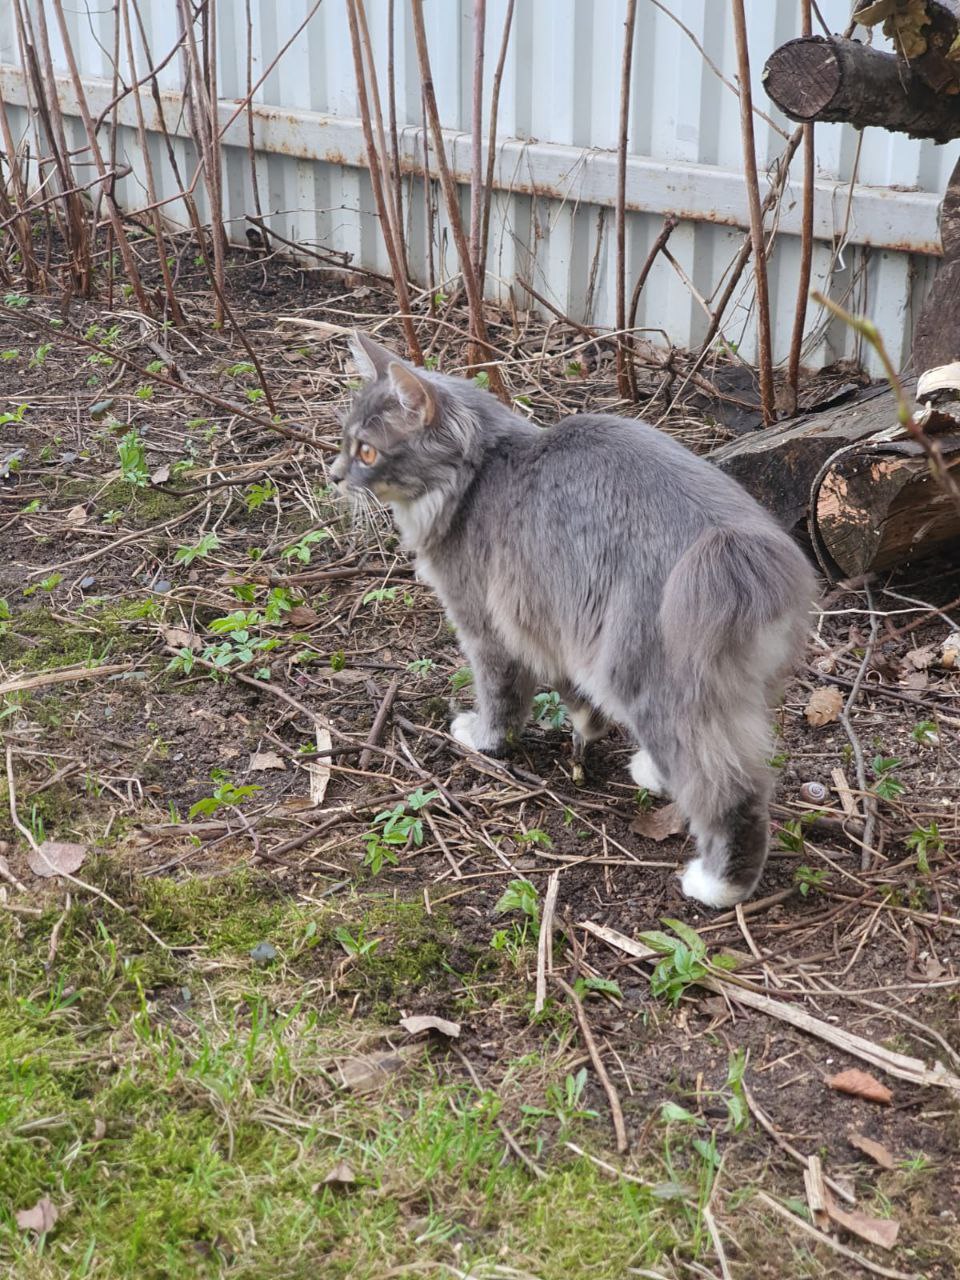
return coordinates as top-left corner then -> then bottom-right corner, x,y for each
400,1014 -> 461,1039
16,1196 -> 59,1233
248,750 -> 286,772
92,1117 -> 107,1141
905,643 -> 937,670
65,503 -> 88,526
804,685 -> 843,727
630,802 -> 685,841
825,1190 -> 900,1251
28,840 -> 87,879
286,605 -> 320,628
162,626 -> 200,652
150,463 -> 171,485
335,1043 -> 425,1093
943,634 -> 960,668
826,1068 -> 893,1105
316,1160 -> 356,1189
899,668 -> 928,692
848,1132 -> 895,1169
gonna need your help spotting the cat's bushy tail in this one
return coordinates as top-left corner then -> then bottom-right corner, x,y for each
659,521 -> 815,799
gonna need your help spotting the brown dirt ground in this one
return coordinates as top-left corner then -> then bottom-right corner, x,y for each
1,243 -> 958,1277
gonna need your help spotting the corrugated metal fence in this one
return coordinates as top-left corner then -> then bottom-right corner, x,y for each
1,0 -> 957,373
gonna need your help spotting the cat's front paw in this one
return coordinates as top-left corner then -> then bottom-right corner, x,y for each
679,858 -> 750,909
450,712 -> 503,755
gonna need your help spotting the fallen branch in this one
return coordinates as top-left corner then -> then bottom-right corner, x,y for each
579,920 -> 960,1094
0,662 -> 135,697
555,974 -> 628,1153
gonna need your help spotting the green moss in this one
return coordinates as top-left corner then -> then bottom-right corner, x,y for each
0,606 -> 102,670
95,479 -> 192,525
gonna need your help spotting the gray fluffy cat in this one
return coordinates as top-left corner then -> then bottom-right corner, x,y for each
332,333 -> 816,908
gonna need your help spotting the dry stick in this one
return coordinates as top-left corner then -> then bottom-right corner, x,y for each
478,0 -> 514,279
359,676 -> 400,771
836,580 -> 880,872
243,0 -> 269,253
14,0 -> 91,293
742,1083 -> 856,1205
0,662 -> 135,697
5,747 -> 170,951
0,91 -> 41,287
177,0 -> 225,328
410,0 -> 504,395
580,919 -> 960,1093
453,1047 -> 546,1180
469,0 -> 486,284
615,0 -> 638,400
534,869 -> 560,1015
48,0 -> 151,314
385,0 -> 406,275
346,0 -> 422,364
730,0 -> 775,425
555,975 -> 628,1153
355,0 -> 407,284
119,0 -> 186,327
754,1192 -> 917,1280
625,214 -> 678,398
785,0 -> 815,413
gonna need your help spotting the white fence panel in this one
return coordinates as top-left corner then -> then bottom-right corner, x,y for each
1,0 -> 956,375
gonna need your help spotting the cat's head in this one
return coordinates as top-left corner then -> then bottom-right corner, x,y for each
330,332 -> 481,543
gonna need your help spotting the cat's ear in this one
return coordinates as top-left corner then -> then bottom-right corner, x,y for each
388,362 -> 436,428
348,331 -> 395,381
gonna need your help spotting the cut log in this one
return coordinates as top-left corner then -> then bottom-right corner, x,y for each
709,386 -> 906,533
762,36 -> 960,140
709,389 -> 960,580
810,435 -> 960,578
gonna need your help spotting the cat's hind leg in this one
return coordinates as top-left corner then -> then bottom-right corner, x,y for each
565,697 -> 608,773
681,785 -> 771,908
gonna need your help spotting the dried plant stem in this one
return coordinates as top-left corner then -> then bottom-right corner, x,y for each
469,0 -> 486,284
625,214 -> 677,398
615,0 -> 638,400
730,0 -> 775,425
120,0 -> 186,326
49,0 -> 150,314
555,975 -> 628,1153
177,0 -> 226,326
386,0 -> 406,272
410,0 -> 503,394
347,0 -> 422,364
478,0 -> 514,278
786,0 -> 815,413
244,0 -> 269,252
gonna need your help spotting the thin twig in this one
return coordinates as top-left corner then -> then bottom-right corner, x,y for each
555,975 -> 628,1153
730,0 -> 775,425
615,0 -> 638,400
786,0 -> 815,413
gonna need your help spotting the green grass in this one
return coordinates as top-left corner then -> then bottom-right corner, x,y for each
0,867 -> 723,1279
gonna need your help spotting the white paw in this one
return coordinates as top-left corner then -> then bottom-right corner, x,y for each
680,857 -> 749,909
450,711 -> 481,751
628,749 -> 667,795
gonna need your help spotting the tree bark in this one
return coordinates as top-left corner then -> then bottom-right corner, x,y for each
913,155 -> 960,380
763,36 -> 960,141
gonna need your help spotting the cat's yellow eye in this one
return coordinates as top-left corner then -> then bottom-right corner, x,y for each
358,443 -> 378,466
